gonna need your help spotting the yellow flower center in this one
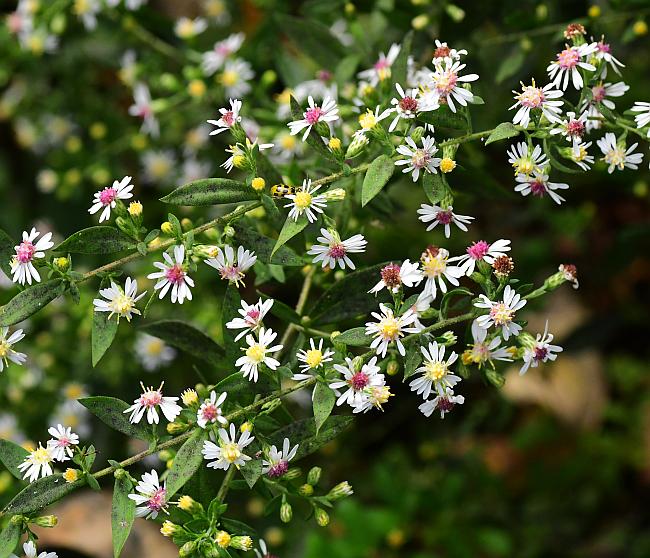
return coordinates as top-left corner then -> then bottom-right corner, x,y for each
61,414 -> 80,428
378,317 -> 400,340
232,154 -> 246,169
304,349 -> 323,369
573,145 -> 588,162
149,158 -> 172,179
188,80 -> 206,98
73,0 -> 90,15
246,344 -> 266,363
422,254 -> 446,277
205,0 -> 226,17
490,303 -> 514,325
439,157 -> 456,173
604,147 -> 625,169
294,190 -> 313,209
514,158 -> 534,175
222,442 -> 241,463
424,361 -> 447,381
110,293 -> 134,318
177,20 -> 195,38
146,338 -> 164,356
280,134 -> 297,150
359,111 -> 377,129
64,384 -> 84,399
63,468 -> 79,483
216,531 -> 232,548
251,177 -> 266,191
221,70 -> 239,87
0,341 -> 9,358
27,35 -> 45,55
33,446 -> 52,464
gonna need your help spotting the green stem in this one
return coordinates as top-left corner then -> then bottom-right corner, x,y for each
275,266 -> 316,358
216,466 -> 236,503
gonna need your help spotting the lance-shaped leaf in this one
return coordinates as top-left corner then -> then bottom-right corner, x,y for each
418,106 -> 468,130
404,344 -> 424,380
361,154 -> 395,207
160,178 -> 258,206
312,382 -> 336,433
334,327 -> 372,347
239,456 -> 263,489
391,31 -> 412,88
214,372 -> 274,398
485,122 -> 521,145
3,473 -> 85,515
277,15 -> 345,69
0,228 -> 15,277
0,519 -> 21,558
165,428 -> 209,498
54,226 -> 136,255
79,396 -> 154,442
233,223 -> 303,266
139,320 -> 224,366
271,213 -> 309,257
92,308 -> 119,367
112,474 -> 136,558
495,49 -> 526,84
268,416 -> 354,461
422,171 -> 450,205
0,279 -> 65,327
0,439 -> 29,480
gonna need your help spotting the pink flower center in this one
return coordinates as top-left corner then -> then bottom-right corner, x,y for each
412,148 -> 431,169
328,242 -> 347,259
147,487 -> 167,511
56,436 -> 72,448
597,41 -> 610,53
136,105 -> 152,118
220,265 -> 242,282
99,187 -> 118,206
518,86 -> 545,108
529,179 -> 547,197
557,48 -> 580,69
216,44 -> 231,56
317,69 -> 332,82
350,371 -> 369,391
267,460 -> 289,479
201,404 -> 218,422
374,58 -> 390,70
140,390 -> 162,408
534,346 -> 548,362
398,96 -> 419,113
246,309 -> 260,325
305,106 -> 323,125
435,71 -> 458,95
592,85 -> 606,103
16,241 -> 35,264
221,110 -> 235,127
467,240 -> 489,260
566,119 -> 585,138
436,209 -> 453,224
165,264 -> 186,285
380,263 -> 402,289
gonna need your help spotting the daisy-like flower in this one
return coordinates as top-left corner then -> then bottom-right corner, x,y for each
580,82 -> 629,131
569,141 -> 595,171
369,260 -> 423,295
294,338 -> 335,377
10,227 -> 53,285
409,341 -> 461,399
506,142 -> 549,177
128,82 -> 159,137
46,424 -> 79,462
550,111 -> 588,156
509,80 -> 564,128
196,391 -> 228,429
17,444 -> 54,482
202,423 -> 255,470
357,105 -> 392,134
284,179 -> 327,223
207,98 -> 242,135
220,58 -> 254,98
593,38 -> 624,78
520,321 -> 563,375
226,298 -> 273,341
270,130 -> 304,163
418,388 -> 465,419
141,149 -> 176,184
261,437 -> 299,478
428,58 -> 479,112
419,246 -> 463,300
357,43 -> 401,85
92,277 -> 146,322
221,138 -> 273,173
0,327 -> 26,372
395,136 -> 442,181
174,16 -> 207,39
124,381 -> 182,425
515,170 -> 569,205
352,384 -> 394,414
417,203 -> 474,237
288,96 -> 339,141
365,304 -> 420,357
450,239 -> 511,276
148,245 -> 194,304
73,0 -> 101,30
474,285 -> 527,340
235,328 -> 282,382
547,42 -> 598,90
9,541 -> 57,558
630,102 -> 650,137
307,228 -> 367,270
129,469 -> 168,519
88,175 -> 134,223
463,319 -> 513,368
330,356 -> 385,407
205,245 -> 257,287
432,39 -> 467,63
134,333 -> 176,371
387,83 -> 437,132
596,132 -> 644,173
202,32 -> 245,75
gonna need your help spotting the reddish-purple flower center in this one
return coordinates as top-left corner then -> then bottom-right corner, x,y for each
267,460 -> 289,478
530,179 -> 547,197
350,371 -> 369,391
380,263 -> 402,289
534,346 -> 548,361
434,45 -> 451,59
99,187 -> 118,206
305,106 -> 323,125
246,309 -> 260,324
437,397 -> 455,413
592,85 -> 606,103
147,487 -> 167,511
16,241 -> 35,263
221,110 -> 235,127
399,96 -> 419,113
597,41 -> 610,53
165,264 -> 186,285
436,210 -> 453,224
328,242 -> 347,259
136,105 -> 152,118
566,119 -> 585,138
317,69 -> 332,82
557,48 -> 580,69
467,240 -> 489,260
201,404 -> 218,422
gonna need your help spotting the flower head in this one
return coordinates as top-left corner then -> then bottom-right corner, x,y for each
520,321 -> 563,375
288,96 -> 339,141
235,328 -> 282,382
226,298 -> 273,341
93,277 -> 146,321
417,204 -> 474,237
262,437 -> 299,478
17,444 -> 54,483
134,333 -> 176,371
307,228 -> 367,270
547,42 -> 598,90
220,58 -> 254,97
506,142 -> 549,177
0,327 -> 27,372
128,83 -> 159,137
631,102 -> 650,137
463,319 -> 513,368
202,423 -> 255,470
284,179 -> 328,223
450,239 -> 511,276
129,469 -> 168,519
197,391 -> 228,428
427,58 -> 479,112
388,83 -> 437,132
124,382 -> 182,425
148,245 -> 195,304
294,338 -> 335,377
369,260 -> 423,295
365,304 -> 420,357
419,246 -> 463,299
10,541 -> 57,558
357,43 -> 401,85
593,38 -> 625,77
88,175 -> 134,223
207,98 -> 242,135
509,80 -> 564,128
409,341 -> 461,399
474,285 -> 527,340
202,32 -> 245,75
46,424 -> 79,462
395,135 -> 441,181
10,227 -> 54,285
432,39 -> 467,63
330,356 -> 385,408
596,132 -> 643,173
418,388 -> 465,419
205,245 -> 257,287
515,171 -> 569,205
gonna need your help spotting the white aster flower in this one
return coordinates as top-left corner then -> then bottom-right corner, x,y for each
356,105 -> 392,134
395,135 -> 441,181
202,32 -> 245,75
410,341 -> 461,399
352,384 -> 394,414
46,424 -> 79,462
428,58 -> 478,112
235,328 -> 282,382
174,16 -> 207,39
10,541 -> 57,558
262,437 -> 299,478
520,321 -> 563,375
596,132 -> 644,173
294,338 -> 335,377
357,43 -> 401,85
10,227 -> 54,286
450,238 -> 511,277
630,102 -> 650,137
17,444 -> 54,483
148,245 -> 194,304
226,298 -> 273,341
547,42 -> 598,90
307,228 -> 367,270
141,149 -> 176,184
207,98 -> 242,135
569,141 -> 595,171
180,158 -> 211,184
288,96 -> 339,141
419,246 -> 463,300
474,285 -> 527,341
88,175 -> 134,223
219,58 -> 254,98
418,388 -> 465,418
197,391 -> 228,428
134,333 -> 176,371
369,260 -> 423,295
432,39 -> 467,63
510,80 -> 564,128
270,130 -> 304,163
365,304 -> 420,357
593,38 -> 624,78
124,381 -> 182,425
580,81 -> 629,132
387,83 -> 437,132
128,469 -> 168,519
515,170 -> 569,205
506,142 -> 549,177
128,82 -> 159,137
93,277 -> 146,322
0,327 -> 27,372
202,423 -> 255,470
73,0 -> 101,30
465,319 -> 513,367
205,245 -> 257,287
330,356 -> 385,407
549,111 -> 588,156
284,179 -> 328,223
417,203 -> 474,237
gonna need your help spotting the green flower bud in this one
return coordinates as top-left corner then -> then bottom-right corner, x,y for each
298,483 -> 314,496
231,535 -> 253,551
179,541 -> 198,557
280,501 -> 293,523
33,515 -> 58,528
439,331 -> 457,346
178,495 -> 204,515
410,126 -> 425,143
386,360 -> 400,376
315,507 -> 330,527
315,120 -> 331,138
345,134 -> 369,158
284,467 -> 301,480
167,421 -> 189,435
223,225 -> 236,238
327,481 -> 354,501
517,331 -> 536,350
307,466 -> 322,486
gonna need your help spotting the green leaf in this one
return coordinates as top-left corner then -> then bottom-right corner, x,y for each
485,122 -> 521,145
310,263 -> 390,325
214,372 -> 274,398
222,284 -> 242,362
0,439 -> 28,480
439,287 -> 473,319
258,292 -> 300,324
276,15 -> 345,68
233,223 -> 303,266
166,428 -> 209,498
139,320 -> 224,366
92,309 -> 119,367
334,327 -> 371,347
0,228 -> 15,278
112,474 -> 136,558
312,382 -> 336,433
0,519 -> 21,558
404,345 -> 423,380
269,416 -> 354,461
160,178 -> 258,206
54,226 -> 136,255
361,154 -> 395,207
0,279 -> 65,327
79,396 -> 154,442
422,172 -> 450,205
391,31 -> 413,88
239,457 -> 263,489
495,49 -> 526,84
3,473 -> 85,515
271,213 -> 309,257
418,106 -> 468,130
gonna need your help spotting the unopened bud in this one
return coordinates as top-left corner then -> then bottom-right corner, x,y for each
33,515 -> 58,528
179,541 -> 197,557
215,530 -> 232,548
178,495 -> 203,515
298,483 -> 314,496
53,257 -> 70,272
440,331 -> 457,346
410,126 -> 425,143
517,331 -> 536,350
345,133 -> 369,158
492,255 -> 514,279
128,201 -> 143,217
251,177 -> 266,191
231,535 -> 253,551
328,137 -> 342,152
181,218 -> 193,231
411,14 -> 429,30
181,388 -> 199,407
158,450 -> 174,462
160,520 -> 180,537
284,467 -> 301,480
314,120 -> 331,138
386,360 -> 400,376
240,421 -> 253,433
307,466 -> 322,485
352,356 -> 364,371
113,468 -> 127,480
280,501 -> 293,523
167,421 -> 189,435
160,221 -> 174,235
223,225 -> 236,238
327,481 -> 354,501
323,188 -> 346,201
439,157 -> 456,174
315,507 -> 330,527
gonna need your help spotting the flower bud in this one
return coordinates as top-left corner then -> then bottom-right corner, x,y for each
179,541 -> 197,557
158,449 -> 174,462
160,520 -> 180,537
10,515 -> 24,526
181,218 -> 193,231
280,501 -> 293,523
240,421 -> 254,433
345,133 -> 369,158
323,188 -> 346,201
181,388 -> 199,406
231,535 -> 253,551
284,467 -> 301,480
352,356 -> 364,372
167,421 -> 189,435
315,120 -> 331,138
33,515 -> 58,528
298,483 -> 314,496
160,221 -> 174,235
327,481 -> 353,501
411,14 -> 429,30
328,137 -> 342,154
215,530 -> 232,548
315,507 -> 330,527
128,201 -> 143,217
223,225 -> 236,238
113,468 -> 127,480
53,257 -> 70,272
63,468 -> 80,483
410,126 -> 425,143
439,331 -> 457,346
261,69 -> 277,87
177,495 -> 204,515
307,466 -> 322,486
386,359 -> 400,376
439,157 -> 456,174
633,20 -> 648,36
517,331 -> 536,350
187,79 -> 206,99
251,177 -> 266,191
